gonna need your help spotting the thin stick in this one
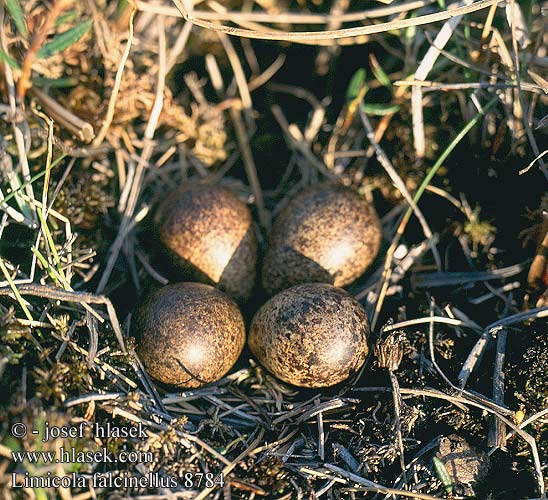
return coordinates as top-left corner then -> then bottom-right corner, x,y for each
428,297 -> 455,387
229,109 -> 268,228
166,21 -> 193,73
217,32 -> 254,128
31,88 -> 95,142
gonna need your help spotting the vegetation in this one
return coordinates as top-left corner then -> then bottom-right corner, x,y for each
0,0 -> 546,499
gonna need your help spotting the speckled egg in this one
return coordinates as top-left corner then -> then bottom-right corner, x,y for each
262,183 -> 382,295
248,283 -> 370,387
133,282 -> 245,388
155,183 -> 257,302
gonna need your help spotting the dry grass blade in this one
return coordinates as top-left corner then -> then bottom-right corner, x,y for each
171,0 -> 501,43
92,6 -> 136,146
0,284 -> 127,353
96,15 -> 167,293
141,0 -> 437,23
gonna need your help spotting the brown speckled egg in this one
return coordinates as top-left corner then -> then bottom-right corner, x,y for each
133,282 -> 245,388
262,183 -> 381,295
155,183 -> 257,302
248,283 -> 370,387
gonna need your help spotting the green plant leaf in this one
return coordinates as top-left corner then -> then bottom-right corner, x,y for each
346,68 -> 367,104
0,48 -> 20,69
33,488 -> 48,500
116,0 -> 131,19
1,153 -> 67,206
4,0 -> 28,38
405,13 -> 417,40
37,19 -> 93,59
55,9 -> 78,28
2,435 -> 21,452
370,56 -> 392,89
519,0 -> 533,25
361,103 -> 400,116
32,76 -> 78,88
433,456 -> 453,495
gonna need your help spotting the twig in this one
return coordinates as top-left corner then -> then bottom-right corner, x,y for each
166,21 -> 193,73
31,88 -> 95,143
412,262 -> 525,287
397,80 -> 544,93
315,398 -> 325,461
217,32 -> 254,129
427,296 -> 455,388
229,109 -> 268,228
388,371 -> 407,484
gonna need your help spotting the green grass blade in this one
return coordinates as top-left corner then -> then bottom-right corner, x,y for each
4,0 -> 28,38
384,96 -> 499,234
32,76 -> 78,88
54,9 -> 78,28
2,153 -> 66,207
0,257 -> 33,321
433,456 -> 452,495
0,48 -> 20,69
37,207 -> 67,285
361,103 -> 400,116
411,96 -> 499,206
370,57 -> 392,89
116,0 -> 131,19
346,68 -> 367,104
37,19 -> 93,59
31,247 -> 62,287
